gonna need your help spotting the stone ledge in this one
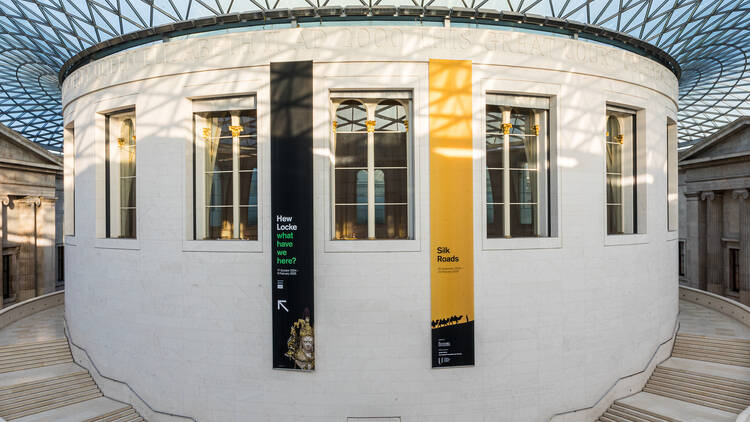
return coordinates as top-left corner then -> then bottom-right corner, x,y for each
0,291 -> 64,331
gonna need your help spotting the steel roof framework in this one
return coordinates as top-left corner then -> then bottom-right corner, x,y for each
1,0 -> 749,151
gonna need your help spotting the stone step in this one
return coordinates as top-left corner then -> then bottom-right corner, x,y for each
0,339 -> 69,352
646,376 -> 749,408
650,371 -> 750,398
607,401 -> 677,422
671,350 -> 750,368
0,355 -> 74,374
11,397 -> 136,422
0,372 -> 91,400
677,333 -> 750,346
0,349 -> 73,366
652,367 -> 750,392
642,385 -> 742,414
82,405 -> 144,422
616,391 -> 738,422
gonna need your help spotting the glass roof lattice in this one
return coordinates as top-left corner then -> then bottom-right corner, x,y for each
1,0 -> 750,151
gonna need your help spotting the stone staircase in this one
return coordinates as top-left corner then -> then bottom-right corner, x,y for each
0,338 -> 144,422
673,333 -> 750,368
598,333 -> 750,422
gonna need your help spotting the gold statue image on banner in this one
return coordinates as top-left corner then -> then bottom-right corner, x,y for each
285,313 -> 314,370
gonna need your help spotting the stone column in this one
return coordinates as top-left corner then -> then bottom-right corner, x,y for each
734,189 -> 750,305
36,196 -> 56,295
685,193 -> 702,289
702,191 -> 724,294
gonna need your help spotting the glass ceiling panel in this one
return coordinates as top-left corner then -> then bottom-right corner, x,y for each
2,0 -> 750,151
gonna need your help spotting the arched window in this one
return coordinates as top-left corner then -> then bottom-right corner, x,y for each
605,108 -> 637,235
104,109 -> 136,239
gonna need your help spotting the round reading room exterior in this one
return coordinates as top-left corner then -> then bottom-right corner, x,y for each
60,16 -> 680,422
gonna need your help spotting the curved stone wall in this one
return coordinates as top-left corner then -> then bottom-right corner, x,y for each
62,25 -> 679,421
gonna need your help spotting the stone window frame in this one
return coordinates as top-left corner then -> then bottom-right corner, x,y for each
478,78 -> 562,251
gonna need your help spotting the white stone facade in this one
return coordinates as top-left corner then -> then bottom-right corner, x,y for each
62,26 -> 679,422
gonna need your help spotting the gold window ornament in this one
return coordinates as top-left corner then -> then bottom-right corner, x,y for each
616,134 -> 624,144
502,123 -> 512,135
365,120 -> 376,132
533,125 -> 540,135
229,125 -> 243,137
201,127 -> 211,140
332,120 -> 337,132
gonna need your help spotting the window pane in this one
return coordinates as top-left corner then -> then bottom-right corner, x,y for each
509,135 -> 537,170
486,135 -> 504,168
510,204 -> 537,237
509,170 -> 537,204
486,169 -> 504,204
486,204 -> 504,238
607,204 -> 623,235
120,178 -> 135,209
374,100 -> 407,131
239,171 -> 258,206
606,174 -> 621,204
374,205 -> 408,239
486,105 -> 503,133
198,112 -> 232,138
375,169 -> 408,204
205,137 -> 233,172
335,169 -> 368,204
206,172 -> 232,206
206,206 -> 233,239
335,133 -> 367,167
120,209 -> 136,239
239,206 -> 258,240
335,205 -> 368,239
336,100 -> 367,132
239,137 -> 257,171
606,143 -> 621,174
374,132 -> 407,167
239,110 -> 257,135
509,109 -> 532,135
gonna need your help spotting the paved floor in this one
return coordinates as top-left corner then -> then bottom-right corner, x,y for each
0,305 -> 66,347
678,299 -> 750,340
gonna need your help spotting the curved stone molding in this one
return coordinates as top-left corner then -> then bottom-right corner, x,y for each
733,189 -> 750,200
0,290 -> 64,330
679,285 -> 750,328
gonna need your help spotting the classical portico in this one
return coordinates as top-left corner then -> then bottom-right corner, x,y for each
0,123 -> 63,307
679,117 -> 750,305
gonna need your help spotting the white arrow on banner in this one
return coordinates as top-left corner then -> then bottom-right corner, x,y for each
277,300 -> 289,312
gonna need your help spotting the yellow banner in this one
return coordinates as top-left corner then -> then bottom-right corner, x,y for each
429,59 -> 474,367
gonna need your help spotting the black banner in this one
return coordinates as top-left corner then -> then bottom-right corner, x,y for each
270,61 -> 315,370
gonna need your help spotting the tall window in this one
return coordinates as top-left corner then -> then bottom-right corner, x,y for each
105,109 -> 136,239
667,119 -> 678,231
193,96 -> 257,240
485,94 -> 550,238
63,123 -> 75,236
606,107 -> 637,235
332,94 -> 411,240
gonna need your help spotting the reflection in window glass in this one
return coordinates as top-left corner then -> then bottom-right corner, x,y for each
105,109 -> 136,239
485,102 -> 548,238
194,105 -> 258,240
333,98 -> 411,240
